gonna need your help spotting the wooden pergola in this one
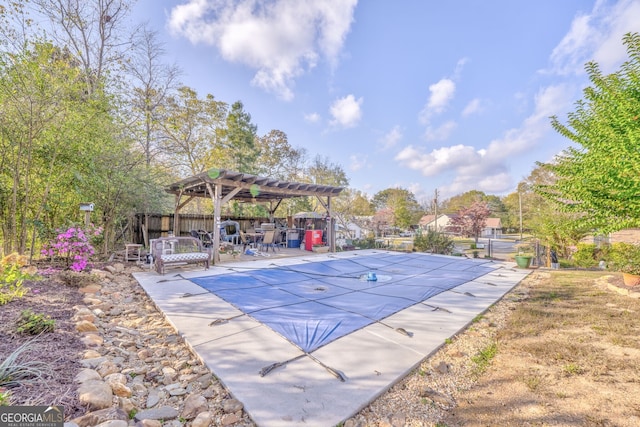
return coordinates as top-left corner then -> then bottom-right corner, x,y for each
165,168 -> 344,263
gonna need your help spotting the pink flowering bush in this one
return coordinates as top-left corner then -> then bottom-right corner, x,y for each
41,224 -> 103,272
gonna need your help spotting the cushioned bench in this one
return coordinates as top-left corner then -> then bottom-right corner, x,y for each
153,237 -> 210,275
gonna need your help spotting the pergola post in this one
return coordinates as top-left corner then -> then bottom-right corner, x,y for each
327,196 -> 335,252
214,183 -> 222,264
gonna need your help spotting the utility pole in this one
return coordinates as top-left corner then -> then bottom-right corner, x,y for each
434,189 -> 439,232
518,185 -> 523,240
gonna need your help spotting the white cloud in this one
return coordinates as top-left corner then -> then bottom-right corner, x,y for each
547,0 -> 640,76
349,154 -> 367,171
485,84 -> 572,159
419,78 -> 455,124
591,0 -> 640,73
379,126 -> 403,150
304,112 -> 321,123
396,84 -> 573,195
461,98 -> 482,117
168,0 -> 358,100
424,120 -> 457,142
440,172 -> 514,198
548,14 -> 595,76
395,144 -> 482,177
329,94 -> 363,128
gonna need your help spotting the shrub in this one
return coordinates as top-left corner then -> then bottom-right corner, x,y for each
413,230 -> 455,255
607,242 -> 640,275
16,310 -> 55,335
352,237 -> 376,249
571,243 -> 598,268
0,253 -> 37,305
40,224 -> 103,271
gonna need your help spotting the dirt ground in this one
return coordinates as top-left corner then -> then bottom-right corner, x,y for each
1,267 -> 639,426
0,272 -> 86,419
439,270 -> 640,427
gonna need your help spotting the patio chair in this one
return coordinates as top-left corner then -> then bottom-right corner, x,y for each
198,230 -> 213,248
239,230 -> 251,252
259,230 -> 278,252
276,230 -> 287,249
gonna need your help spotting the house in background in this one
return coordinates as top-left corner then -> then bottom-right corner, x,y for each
420,214 -> 503,238
419,214 -> 462,235
482,218 -> 503,238
419,214 -> 454,232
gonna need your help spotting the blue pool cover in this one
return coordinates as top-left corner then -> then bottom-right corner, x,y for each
190,252 -> 495,353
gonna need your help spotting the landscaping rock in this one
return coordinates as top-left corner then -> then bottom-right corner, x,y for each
181,394 -> 207,419
134,406 -> 178,421
77,380 -> 113,410
74,368 -> 102,383
71,407 -> 128,427
191,412 -> 211,427
68,266 -> 253,426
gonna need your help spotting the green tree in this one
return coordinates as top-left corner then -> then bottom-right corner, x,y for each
222,101 -> 259,173
0,42 -> 91,254
371,188 -> 422,229
538,32 -> 640,233
157,86 -> 227,178
331,188 -> 374,238
442,190 -> 486,214
252,129 -> 307,218
413,229 -> 455,254
307,155 -> 349,187
524,164 -> 590,258
0,40 -> 157,256
254,129 -> 306,180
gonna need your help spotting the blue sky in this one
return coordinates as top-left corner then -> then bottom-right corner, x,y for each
130,0 -> 640,203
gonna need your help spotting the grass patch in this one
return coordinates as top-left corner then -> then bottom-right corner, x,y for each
493,271 -> 640,401
0,338 -> 50,389
523,373 -> 543,391
563,363 -> 583,376
471,341 -> 497,375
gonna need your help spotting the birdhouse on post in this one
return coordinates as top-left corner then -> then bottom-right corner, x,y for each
79,203 -> 94,227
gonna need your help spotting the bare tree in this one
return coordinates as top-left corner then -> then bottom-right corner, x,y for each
125,25 -> 182,167
32,0 -> 132,95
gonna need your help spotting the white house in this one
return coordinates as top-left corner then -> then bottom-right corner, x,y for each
420,214 -> 503,238
419,214 -> 456,233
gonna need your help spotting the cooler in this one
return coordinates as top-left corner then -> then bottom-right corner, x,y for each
286,229 -> 300,248
305,229 -> 323,251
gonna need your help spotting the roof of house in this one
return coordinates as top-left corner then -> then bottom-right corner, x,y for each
419,214 -> 450,225
485,218 -> 502,228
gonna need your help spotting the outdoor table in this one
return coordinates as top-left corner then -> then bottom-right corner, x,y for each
244,232 -> 263,248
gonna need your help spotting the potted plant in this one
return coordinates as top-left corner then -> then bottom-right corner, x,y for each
607,242 -> 640,286
514,243 -> 533,269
